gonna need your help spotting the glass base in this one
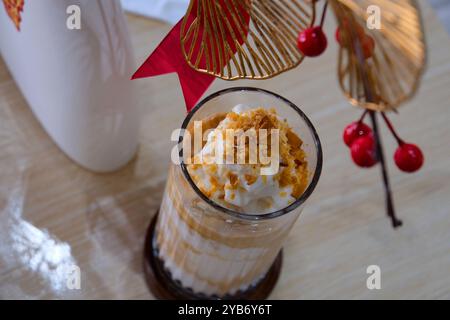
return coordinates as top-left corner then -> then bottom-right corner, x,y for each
143,211 -> 283,300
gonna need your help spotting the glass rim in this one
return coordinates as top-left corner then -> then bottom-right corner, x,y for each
179,87 -> 323,221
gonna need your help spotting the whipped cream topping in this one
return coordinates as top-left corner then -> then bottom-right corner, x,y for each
187,105 -> 308,214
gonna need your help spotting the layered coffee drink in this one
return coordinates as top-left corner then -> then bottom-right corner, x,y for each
153,88 -> 322,298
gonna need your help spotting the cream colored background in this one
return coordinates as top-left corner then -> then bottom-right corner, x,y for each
0,0 -> 449,299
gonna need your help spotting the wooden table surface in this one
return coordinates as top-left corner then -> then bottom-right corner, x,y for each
1,0 -> 449,299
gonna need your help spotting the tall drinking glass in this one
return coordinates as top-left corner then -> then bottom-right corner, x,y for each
146,87 -> 322,299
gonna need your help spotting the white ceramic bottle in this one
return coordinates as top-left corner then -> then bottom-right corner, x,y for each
0,0 -> 139,172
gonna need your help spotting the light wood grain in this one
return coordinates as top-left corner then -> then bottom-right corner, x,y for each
0,0 -> 449,299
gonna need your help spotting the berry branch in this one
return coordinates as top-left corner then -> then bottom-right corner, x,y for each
369,111 -> 403,228
304,3 -> 423,227
320,1 -> 329,28
296,1 -> 328,57
351,25 -> 402,228
381,112 -> 404,145
381,112 -> 424,173
358,110 -> 368,124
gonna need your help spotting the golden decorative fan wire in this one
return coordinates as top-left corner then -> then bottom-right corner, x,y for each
180,0 -> 426,111
180,0 -> 317,80
331,0 -> 427,112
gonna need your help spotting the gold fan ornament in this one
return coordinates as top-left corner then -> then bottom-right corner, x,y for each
331,0 -> 426,112
180,0 -> 317,80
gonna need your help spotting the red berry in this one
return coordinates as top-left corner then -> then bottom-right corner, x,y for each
297,26 -> 328,57
335,27 -> 343,45
335,26 -> 375,59
351,135 -> 378,168
394,143 -> 424,173
343,121 -> 372,147
362,34 -> 375,59
335,23 -> 365,46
